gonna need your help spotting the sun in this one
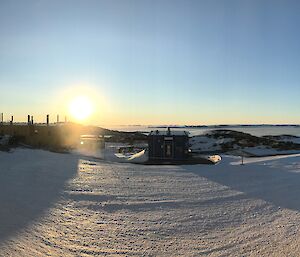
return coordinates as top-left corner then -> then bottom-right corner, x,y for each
69,96 -> 93,121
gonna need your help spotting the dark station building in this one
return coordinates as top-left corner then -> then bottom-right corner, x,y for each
148,128 -> 189,161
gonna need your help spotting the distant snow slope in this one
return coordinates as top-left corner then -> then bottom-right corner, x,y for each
276,135 -> 300,144
190,130 -> 300,156
190,135 -> 234,152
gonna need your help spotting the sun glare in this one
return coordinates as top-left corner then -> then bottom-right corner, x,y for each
69,96 -> 93,121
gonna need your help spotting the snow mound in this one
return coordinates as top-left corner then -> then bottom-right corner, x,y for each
114,149 -> 148,163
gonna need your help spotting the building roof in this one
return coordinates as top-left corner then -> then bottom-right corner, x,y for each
80,134 -> 103,138
149,130 -> 189,137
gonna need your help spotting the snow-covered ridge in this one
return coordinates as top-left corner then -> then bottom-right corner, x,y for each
190,130 -> 300,156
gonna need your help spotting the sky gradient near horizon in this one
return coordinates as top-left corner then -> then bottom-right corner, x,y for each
0,0 -> 300,126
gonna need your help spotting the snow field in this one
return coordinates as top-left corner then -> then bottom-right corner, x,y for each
1,149 -> 300,256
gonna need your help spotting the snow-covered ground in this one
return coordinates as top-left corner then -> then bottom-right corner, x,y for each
241,146 -> 300,157
1,148 -> 300,256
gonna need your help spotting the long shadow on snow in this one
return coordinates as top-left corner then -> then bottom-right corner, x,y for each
182,156 -> 300,212
0,149 -> 78,242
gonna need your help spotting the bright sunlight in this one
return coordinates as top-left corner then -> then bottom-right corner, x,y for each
69,95 -> 93,121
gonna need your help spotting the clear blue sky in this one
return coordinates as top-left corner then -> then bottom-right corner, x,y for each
0,0 -> 299,125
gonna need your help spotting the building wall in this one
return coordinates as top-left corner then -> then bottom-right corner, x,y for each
148,135 -> 164,159
148,135 -> 189,160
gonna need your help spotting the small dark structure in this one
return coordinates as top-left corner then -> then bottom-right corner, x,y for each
148,128 -> 189,161
79,135 -> 105,152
